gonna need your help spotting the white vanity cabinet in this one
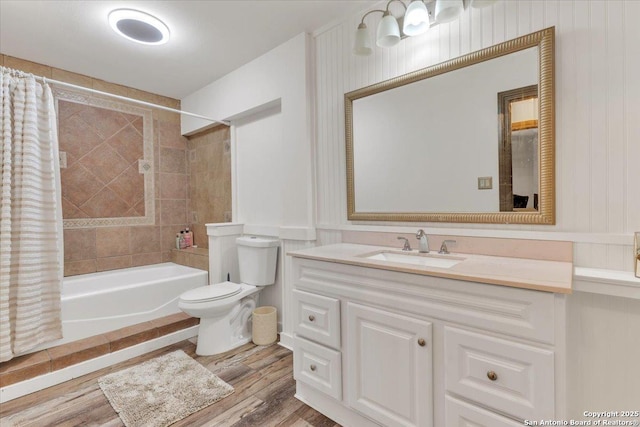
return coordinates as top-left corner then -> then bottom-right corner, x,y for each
292,289 -> 342,400
290,256 -> 566,427
346,302 -> 433,427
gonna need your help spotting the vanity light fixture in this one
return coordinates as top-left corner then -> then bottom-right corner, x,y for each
434,0 -> 464,23
108,9 -> 170,45
354,0 -> 499,56
354,0 -> 432,55
471,0 -> 498,8
403,0 -> 431,36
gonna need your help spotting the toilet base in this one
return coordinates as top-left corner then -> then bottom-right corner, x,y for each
193,292 -> 259,356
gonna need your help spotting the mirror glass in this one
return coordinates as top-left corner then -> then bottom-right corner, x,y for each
54,88 -> 155,228
498,84 -> 539,212
635,232 -> 640,279
346,28 -> 555,224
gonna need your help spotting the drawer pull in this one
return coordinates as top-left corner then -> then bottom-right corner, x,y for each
417,338 -> 426,347
487,371 -> 498,381
310,364 -> 317,372
308,315 -> 315,322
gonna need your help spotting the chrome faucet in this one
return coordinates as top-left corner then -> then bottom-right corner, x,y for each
439,240 -> 457,254
397,236 -> 412,251
416,229 -> 429,253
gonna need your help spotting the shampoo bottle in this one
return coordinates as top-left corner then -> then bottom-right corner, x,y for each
185,227 -> 193,247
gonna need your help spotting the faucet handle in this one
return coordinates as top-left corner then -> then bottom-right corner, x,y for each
397,236 -> 412,251
439,240 -> 457,254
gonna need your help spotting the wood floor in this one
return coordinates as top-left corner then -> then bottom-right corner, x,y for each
0,340 -> 341,427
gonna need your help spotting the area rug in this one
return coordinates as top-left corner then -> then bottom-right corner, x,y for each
98,350 -> 234,427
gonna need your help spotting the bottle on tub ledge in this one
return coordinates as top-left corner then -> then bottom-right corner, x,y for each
179,230 -> 187,249
185,227 -> 194,247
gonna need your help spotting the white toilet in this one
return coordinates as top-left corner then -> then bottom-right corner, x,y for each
178,236 -> 279,356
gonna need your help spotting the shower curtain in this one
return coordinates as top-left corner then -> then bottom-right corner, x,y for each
0,67 -> 63,362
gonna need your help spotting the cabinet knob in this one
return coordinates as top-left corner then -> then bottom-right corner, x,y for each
487,371 -> 498,381
308,315 -> 315,322
417,338 -> 426,347
310,364 -> 317,372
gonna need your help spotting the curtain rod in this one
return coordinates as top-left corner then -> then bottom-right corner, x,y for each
34,76 -> 230,126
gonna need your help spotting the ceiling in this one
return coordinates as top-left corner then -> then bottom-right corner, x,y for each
0,0 -> 376,99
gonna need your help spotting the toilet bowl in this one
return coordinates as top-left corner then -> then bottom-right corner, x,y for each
178,236 -> 279,356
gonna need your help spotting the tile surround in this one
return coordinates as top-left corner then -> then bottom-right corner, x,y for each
59,100 -> 143,219
96,227 -> 131,258
4,54 -> 226,275
187,126 -> 232,249
170,247 -> 209,271
0,313 -> 198,387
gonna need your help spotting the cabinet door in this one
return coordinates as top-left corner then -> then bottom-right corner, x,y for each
346,302 -> 433,427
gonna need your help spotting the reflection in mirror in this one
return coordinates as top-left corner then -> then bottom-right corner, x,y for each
635,232 -> 640,278
54,88 -> 155,228
498,85 -> 539,212
345,27 -> 555,224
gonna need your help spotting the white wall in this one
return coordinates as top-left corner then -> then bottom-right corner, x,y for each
314,0 -> 639,271
566,292 -> 640,418
182,32 -> 316,241
182,33 -> 317,331
234,106 -> 284,228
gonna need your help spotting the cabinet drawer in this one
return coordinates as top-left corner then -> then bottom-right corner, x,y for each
293,289 -> 340,349
293,335 -> 342,400
444,326 -> 554,421
445,396 -> 523,427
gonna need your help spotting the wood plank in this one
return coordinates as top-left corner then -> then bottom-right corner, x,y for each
0,341 -> 337,427
230,374 -> 305,427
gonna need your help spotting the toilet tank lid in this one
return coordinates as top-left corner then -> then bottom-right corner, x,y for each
236,236 -> 279,248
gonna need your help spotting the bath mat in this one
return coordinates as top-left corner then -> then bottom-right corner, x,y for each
98,350 -> 233,427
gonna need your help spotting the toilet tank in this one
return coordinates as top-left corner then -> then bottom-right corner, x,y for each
236,236 -> 279,286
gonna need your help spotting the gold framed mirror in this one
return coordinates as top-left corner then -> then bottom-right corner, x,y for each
345,27 -> 555,224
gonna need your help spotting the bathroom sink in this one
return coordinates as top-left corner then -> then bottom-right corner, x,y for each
363,251 -> 465,269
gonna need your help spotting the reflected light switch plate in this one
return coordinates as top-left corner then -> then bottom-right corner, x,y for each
477,176 -> 493,190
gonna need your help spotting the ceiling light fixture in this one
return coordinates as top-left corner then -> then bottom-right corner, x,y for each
354,0 -> 497,56
108,9 -> 170,45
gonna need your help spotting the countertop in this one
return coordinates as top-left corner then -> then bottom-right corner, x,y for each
288,243 -> 573,294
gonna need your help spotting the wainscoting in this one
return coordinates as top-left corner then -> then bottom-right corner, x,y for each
313,0 -> 640,271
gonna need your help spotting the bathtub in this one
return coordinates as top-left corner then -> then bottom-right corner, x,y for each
33,262 -> 208,351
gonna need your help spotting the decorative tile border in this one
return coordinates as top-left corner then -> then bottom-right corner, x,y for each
54,87 -> 155,229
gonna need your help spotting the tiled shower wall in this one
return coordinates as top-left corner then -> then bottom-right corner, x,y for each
58,100 -> 146,219
0,54 -> 191,276
186,126 -> 232,249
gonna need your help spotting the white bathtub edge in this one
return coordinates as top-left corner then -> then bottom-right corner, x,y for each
0,325 -> 199,404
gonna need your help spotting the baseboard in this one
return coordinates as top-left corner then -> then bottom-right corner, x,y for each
278,331 -> 294,351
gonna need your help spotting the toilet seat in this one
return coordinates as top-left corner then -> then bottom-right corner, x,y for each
179,281 -> 242,303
